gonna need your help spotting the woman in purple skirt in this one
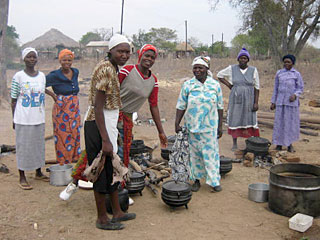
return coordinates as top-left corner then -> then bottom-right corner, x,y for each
270,54 -> 304,152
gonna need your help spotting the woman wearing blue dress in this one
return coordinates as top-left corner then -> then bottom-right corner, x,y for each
175,56 -> 224,192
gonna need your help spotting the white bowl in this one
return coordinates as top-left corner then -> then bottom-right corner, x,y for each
289,213 -> 313,232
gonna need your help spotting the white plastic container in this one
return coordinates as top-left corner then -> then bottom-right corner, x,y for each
289,213 -> 313,232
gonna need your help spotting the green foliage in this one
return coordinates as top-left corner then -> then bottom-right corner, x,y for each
79,32 -> 102,46
5,25 -> 20,66
132,27 -> 177,51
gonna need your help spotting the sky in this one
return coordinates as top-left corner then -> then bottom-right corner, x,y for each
8,0 -> 320,48
8,0 -> 242,47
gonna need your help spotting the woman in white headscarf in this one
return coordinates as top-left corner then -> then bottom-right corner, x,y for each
11,47 -> 48,190
175,56 -> 224,193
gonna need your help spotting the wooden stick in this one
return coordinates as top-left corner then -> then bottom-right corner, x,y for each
146,162 -> 165,170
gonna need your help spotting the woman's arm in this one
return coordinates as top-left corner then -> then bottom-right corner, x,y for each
253,88 -> 259,111
175,109 -> 185,133
150,105 -> 167,148
290,72 -> 304,102
217,109 -> 223,138
94,90 -> 113,157
218,78 -> 233,90
11,98 -> 17,129
270,72 -> 280,110
45,89 -> 57,102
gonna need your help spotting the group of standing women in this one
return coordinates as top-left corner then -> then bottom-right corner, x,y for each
11,37 -> 303,230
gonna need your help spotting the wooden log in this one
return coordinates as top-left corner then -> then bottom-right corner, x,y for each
145,179 -> 158,195
258,119 -> 319,136
129,160 -> 142,172
309,99 -> 320,108
300,122 -> 320,130
259,112 -> 320,125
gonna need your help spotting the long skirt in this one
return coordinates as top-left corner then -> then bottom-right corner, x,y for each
272,105 -> 300,146
228,127 -> 260,138
15,124 -> 45,171
53,95 -> 81,165
188,131 -> 220,187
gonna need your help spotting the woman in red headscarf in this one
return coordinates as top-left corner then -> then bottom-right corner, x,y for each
46,49 -> 81,165
118,44 -> 167,166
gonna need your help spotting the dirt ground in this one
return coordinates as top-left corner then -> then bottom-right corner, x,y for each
0,57 -> 319,240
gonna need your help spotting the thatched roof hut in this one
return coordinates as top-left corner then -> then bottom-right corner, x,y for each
22,28 -> 79,50
175,42 -> 194,52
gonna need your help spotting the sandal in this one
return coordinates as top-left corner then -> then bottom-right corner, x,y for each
111,213 -> 136,223
18,182 -> 33,190
96,221 -> 124,230
35,175 -> 50,182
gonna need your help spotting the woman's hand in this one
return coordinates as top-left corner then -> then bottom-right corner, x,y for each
289,94 -> 297,102
159,133 -> 168,149
102,140 -> 113,158
52,95 -> 58,102
175,124 -> 182,134
270,103 -> 276,110
217,127 -> 223,139
252,103 -> 259,112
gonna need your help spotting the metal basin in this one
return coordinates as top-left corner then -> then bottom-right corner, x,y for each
248,183 -> 269,202
48,164 -> 73,186
269,163 -> 320,217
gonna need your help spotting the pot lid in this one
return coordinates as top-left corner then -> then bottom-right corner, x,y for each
246,137 -> 270,145
162,180 -> 191,192
130,171 -> 145,179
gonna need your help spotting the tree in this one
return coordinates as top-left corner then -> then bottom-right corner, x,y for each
209,0 -> 320,63
79,32 -> 102,46
0,0 -> 9,99
132,27 -> 177,51
5,25 -> 20,65
94,28 -> 112,41
188,37 -> 201,48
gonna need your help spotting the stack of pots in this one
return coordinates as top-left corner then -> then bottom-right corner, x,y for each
130,140 -> 152,167
220,156 -> 233,176
161,180 -> 192,209
126,171 -> 146,196
105,187 -> 129,214
245,136 -> 271,156
130,140 -> 145,155
161,135 -> 176,160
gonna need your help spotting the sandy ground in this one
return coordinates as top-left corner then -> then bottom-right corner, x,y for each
0,58 -> 320,240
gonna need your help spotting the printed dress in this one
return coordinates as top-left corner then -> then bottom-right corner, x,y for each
176,77 -> 224,187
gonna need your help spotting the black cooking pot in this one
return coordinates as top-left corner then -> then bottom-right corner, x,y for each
161,180 -> 192,209
130,140 -> 145,155
161,135 -> 176,160
126,171 -> 146,196
245,137 -> 271,155
105,187 -> 129,214
220,156 -> 233,176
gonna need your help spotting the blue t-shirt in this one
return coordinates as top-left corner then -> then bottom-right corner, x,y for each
46,68 -> 79,96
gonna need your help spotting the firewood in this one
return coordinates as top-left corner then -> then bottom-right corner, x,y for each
145,179 -> 158,195
308,99 -> 320,108
129,160 -> 142,172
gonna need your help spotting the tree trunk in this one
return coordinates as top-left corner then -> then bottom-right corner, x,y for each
0,0 -> 9,101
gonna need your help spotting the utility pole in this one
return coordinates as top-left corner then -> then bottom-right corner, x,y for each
185,20 -> 188,53
211,34 -> 214,56
120,0 -> 124,34
221,32 -> 224,56
0,0 -> 9,100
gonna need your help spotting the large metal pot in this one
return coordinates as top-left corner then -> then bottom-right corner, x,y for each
161,180 -> 192,209
47,164 -> 73,186
245,137 -> 271,155
269,163 -> 320,217
220,156 -> 233,176
126,171 -> 145,195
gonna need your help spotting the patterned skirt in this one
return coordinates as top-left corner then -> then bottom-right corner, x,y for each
53,95 -> 81,165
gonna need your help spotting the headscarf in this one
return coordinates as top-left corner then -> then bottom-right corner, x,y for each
138,44 -> 158,63
282,54 -> 296,65
237,48 -> 250,61
108,34 -> 130,51
58,49 -> 74,60
192,56 -> 212,77
21,47 -> 38,60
